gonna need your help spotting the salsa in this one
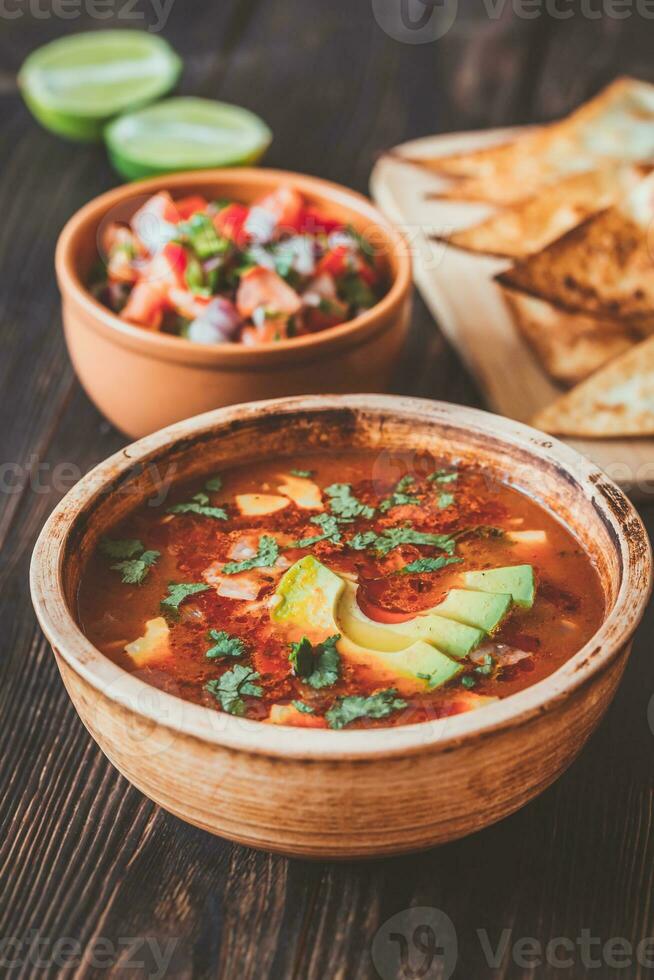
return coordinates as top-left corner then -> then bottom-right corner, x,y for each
91,187 -> 386,344
77,452 -> 605,730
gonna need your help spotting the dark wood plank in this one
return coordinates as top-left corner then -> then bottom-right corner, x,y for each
1,4 -> 653,979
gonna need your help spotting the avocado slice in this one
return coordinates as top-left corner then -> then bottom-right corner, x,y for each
339,634 -> 463,690
462,565 -> 535,609
338,582 -> 484,659
272,555 -> 344,633
272,558 -> 462,691
434,589 -> 512,632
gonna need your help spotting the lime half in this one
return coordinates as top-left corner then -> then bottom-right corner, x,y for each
104,97 -> 272,180
19,30 -> 182,142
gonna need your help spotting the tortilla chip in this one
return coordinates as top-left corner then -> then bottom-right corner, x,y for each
533,335 -> 654,437
497,172 -> 654,319
407,77 -> 654,205
441,164 -> 645,259
501,285 -> 639,386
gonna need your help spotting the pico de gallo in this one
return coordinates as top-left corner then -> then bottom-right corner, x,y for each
91,186 -> 387,345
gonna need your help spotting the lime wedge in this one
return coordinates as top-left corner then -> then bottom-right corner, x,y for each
18,30 -> 182,142
104,97 -> 272,180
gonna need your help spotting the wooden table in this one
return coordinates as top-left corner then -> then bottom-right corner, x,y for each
2,3 -> 654,977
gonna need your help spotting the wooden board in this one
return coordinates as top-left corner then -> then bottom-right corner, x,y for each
371,129 -> 654,497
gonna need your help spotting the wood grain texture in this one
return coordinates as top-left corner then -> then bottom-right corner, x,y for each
2,1 -> 654,978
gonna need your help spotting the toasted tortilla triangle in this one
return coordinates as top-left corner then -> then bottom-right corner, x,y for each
442,164 -> 645,258
405,77 -> 654,205
497,172 -> 654,319
533,335 -> 654,437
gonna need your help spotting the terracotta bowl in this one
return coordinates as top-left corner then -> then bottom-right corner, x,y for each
30,395 -> 651,858
55,169 -> 412,439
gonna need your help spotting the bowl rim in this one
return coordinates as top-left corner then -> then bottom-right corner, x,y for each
55,168 -> 412,363
30,394 -> 652,761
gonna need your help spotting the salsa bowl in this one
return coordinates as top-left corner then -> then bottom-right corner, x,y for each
30,395 -> 651,857
55,170 -> 412,439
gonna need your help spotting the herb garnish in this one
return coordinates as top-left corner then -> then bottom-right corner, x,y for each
326,689 -> 407,729
204,475 -> 223,492
428,469 -> 458,484
437,492 -> 455,510
325,483 -> 375,520
348,526 -> 457,557
178,213 -> 230,260
161,582 -> 210,612
289,635 -> 341,689
461,675 -> 477,689
474,652 -> 495,677
168,492 -> 228,520
205,665 -> 263,716
292,700 -> 316,714
399,556 -> 462,575
379,475 -> 420,513
290,468 -> 313,478
205,629 -> 246,660
292,514 -> 347,548
99,538 -> 159,585
223,535 -> 279,575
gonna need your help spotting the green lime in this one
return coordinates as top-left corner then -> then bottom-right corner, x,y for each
104,97 -> 272,180
18,30 -> 182,142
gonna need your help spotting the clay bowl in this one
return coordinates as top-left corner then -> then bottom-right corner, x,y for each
55,169 -> 412,439
30,395 -> 651,859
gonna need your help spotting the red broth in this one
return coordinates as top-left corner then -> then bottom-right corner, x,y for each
77,452 -> 605,730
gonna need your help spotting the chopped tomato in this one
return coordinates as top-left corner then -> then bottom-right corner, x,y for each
317,244 -> 377,286
213,203 -> 250,246
236,267 -> 302,318
120,281 -> 166,330
131,191 -> 180,231
298,207 -> 344,235
168,288 -> 212,320
144,242 -> 188,290
255,186 -> 304,233
175,195 -> 209,220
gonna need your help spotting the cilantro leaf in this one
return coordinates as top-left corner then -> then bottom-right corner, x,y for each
111,549 -> 160,585
437,492 -> 455,510
461,675 -> 477,689
474,653 -> 495,677
178,213 -> 230,260
167,491 -> 228,520
205,629 -> 246,660
326,689 -> 407,729
292,700 -> 316,714
325,483 -> 375,520
223,535 -> 279,575
292,513 -> 346,548
289,635 -> 341,689
399,556 -> 462,575
100,538 -> 144,560
379,475 -> 421,513
428,469 -> 458,484
161,582 -> 210,612
205,665 -> 263,716
290,468 -> 313,478
375,527 -> 457,556
205,475 -> 223,492
348,530 -> 380,551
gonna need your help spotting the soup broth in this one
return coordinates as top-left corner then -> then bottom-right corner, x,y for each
78,451 -> 605,730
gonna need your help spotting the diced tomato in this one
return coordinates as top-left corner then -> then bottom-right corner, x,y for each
131,191 -> 181,231
316,245 -> 351,278
298,206 -> 344,235
254,186 -> 304,233
168,288 -> 213,320
174,195 -> 209,220
144,242 -> 188,290
213,203 -> 250,246
120,281 -> 167,330
236,267 -> 302,318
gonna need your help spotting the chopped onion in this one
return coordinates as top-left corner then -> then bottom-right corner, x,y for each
186,298 -> 242,344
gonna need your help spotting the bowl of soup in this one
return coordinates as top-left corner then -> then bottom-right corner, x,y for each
55,170 -> 411,439
30,395 -> 651,857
